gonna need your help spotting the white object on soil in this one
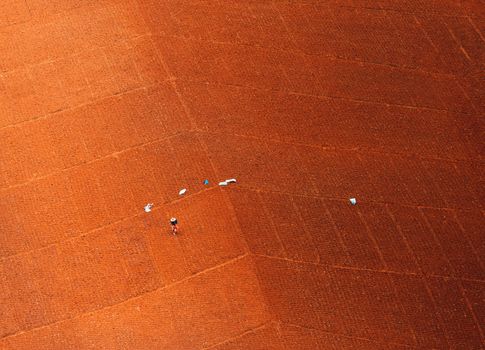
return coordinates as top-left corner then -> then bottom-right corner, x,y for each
225,178 -> 237,184
219,181 -> 228,186
349,198 -> 357,205
179,188 -> 187,195
144,203 -> 153,213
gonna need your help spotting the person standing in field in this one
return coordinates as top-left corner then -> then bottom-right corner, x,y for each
170,218 -> 179,235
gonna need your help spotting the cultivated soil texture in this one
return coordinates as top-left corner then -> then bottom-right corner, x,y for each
0,1 -> 484,349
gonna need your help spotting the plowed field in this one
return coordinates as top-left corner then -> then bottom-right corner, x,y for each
0,1 -> 483,349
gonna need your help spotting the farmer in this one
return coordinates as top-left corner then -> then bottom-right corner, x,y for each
170,217 -> 179,235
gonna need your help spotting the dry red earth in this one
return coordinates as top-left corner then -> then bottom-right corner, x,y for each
0,0 -> 484,349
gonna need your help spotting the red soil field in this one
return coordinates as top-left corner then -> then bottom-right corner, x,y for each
0,0 -> 483,349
